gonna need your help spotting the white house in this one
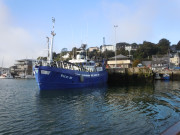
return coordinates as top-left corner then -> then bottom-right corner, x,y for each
125,45 -> 138,51
100,45 -> 115,52
88,47 -> 99,52
62,53 -> 70,59
170,53 -> 180,67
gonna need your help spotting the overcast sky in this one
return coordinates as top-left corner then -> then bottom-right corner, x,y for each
1,0 -> 180,67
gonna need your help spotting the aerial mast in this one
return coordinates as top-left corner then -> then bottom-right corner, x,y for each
49,17 -> 56,63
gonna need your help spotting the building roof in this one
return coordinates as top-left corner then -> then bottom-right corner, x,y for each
109,54 -> 129,60
100,45 -> 114,47
142,61 -> 152,66
16,59 -> 36,62
89,47 -> 99,49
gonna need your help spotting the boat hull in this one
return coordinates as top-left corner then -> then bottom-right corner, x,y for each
0,75 -> 13,79
163,76 -> 170,80
0,77 -> 13,79
155,73 -> 170,80
34,66 -> 108,90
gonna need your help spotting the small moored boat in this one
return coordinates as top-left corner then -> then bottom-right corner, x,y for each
0,73 -> 13,79
155,73 -> 170,80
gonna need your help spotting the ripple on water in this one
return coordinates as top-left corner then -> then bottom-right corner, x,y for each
0,79 -> 180,135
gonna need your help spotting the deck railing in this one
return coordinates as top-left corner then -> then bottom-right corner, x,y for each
36,60 -> 105,72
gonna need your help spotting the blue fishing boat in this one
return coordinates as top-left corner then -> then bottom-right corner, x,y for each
34,18 -> 108,90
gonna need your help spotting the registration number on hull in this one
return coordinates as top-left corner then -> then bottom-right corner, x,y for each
61,74 -> 73,79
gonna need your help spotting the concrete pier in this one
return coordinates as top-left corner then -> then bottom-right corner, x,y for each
107,67 -> 154,84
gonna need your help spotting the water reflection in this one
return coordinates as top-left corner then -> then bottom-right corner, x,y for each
38,84 -> 107,99
35,85 -> 108,134
104,81 -> 180,134
35,82 -> 180,134
0,79 -> 180,135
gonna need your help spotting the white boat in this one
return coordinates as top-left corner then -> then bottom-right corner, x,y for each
14,74 -> 35,79
0,57 -> 13,79
25,75 -> 35,79
0,73 -> 13,79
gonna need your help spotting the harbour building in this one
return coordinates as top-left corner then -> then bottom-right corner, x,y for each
107,54 -> 132,68
10,59 -> 36,78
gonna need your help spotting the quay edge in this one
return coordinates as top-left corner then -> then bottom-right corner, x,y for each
107,67 -> 180,84
107,67 -> 154,85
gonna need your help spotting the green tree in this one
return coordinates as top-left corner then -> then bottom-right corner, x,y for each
88,50 -> 101,60
157,38 -> 170,54
176,41 -> 180,50
53,52 -> 57,59
101,50 -> 115,60
117,48 -> 129,56
37,56 -> 47,60
133,42 -> 158,60
132,59 -> 141,67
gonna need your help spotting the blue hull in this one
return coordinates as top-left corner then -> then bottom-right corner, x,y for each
34,66 -> 108,90
163,76 -> 170,80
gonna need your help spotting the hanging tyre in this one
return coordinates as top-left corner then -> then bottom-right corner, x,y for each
80,75 -> 84,82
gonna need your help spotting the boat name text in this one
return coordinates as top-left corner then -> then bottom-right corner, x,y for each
61,74 -> 73,79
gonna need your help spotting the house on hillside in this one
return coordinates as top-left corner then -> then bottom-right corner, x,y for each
116,42 -> 139,51
116,42 -> 129,50
170,45 -> 177,53
62,53 -> 70,59
107,54 -> 132,68
151,55 -> 169,70
170,53 -> 180,67
88,47 -> 99,52
141,61 -> 152,68
100,45 -> 115,52
125,44 -> 139,51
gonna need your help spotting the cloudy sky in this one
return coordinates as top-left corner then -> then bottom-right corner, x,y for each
1,0 -> 180,67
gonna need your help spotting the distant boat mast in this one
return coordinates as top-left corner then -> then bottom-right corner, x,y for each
1,56 -> 4,72
49,17 -> 56,63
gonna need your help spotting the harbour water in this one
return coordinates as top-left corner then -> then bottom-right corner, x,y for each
0,79 -> 180,135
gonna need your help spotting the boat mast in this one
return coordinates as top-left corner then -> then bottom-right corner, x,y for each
86,23 -> 88,59
46,37 -> 49,58
1,57 -> 4,73
49,17 -> 56,63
